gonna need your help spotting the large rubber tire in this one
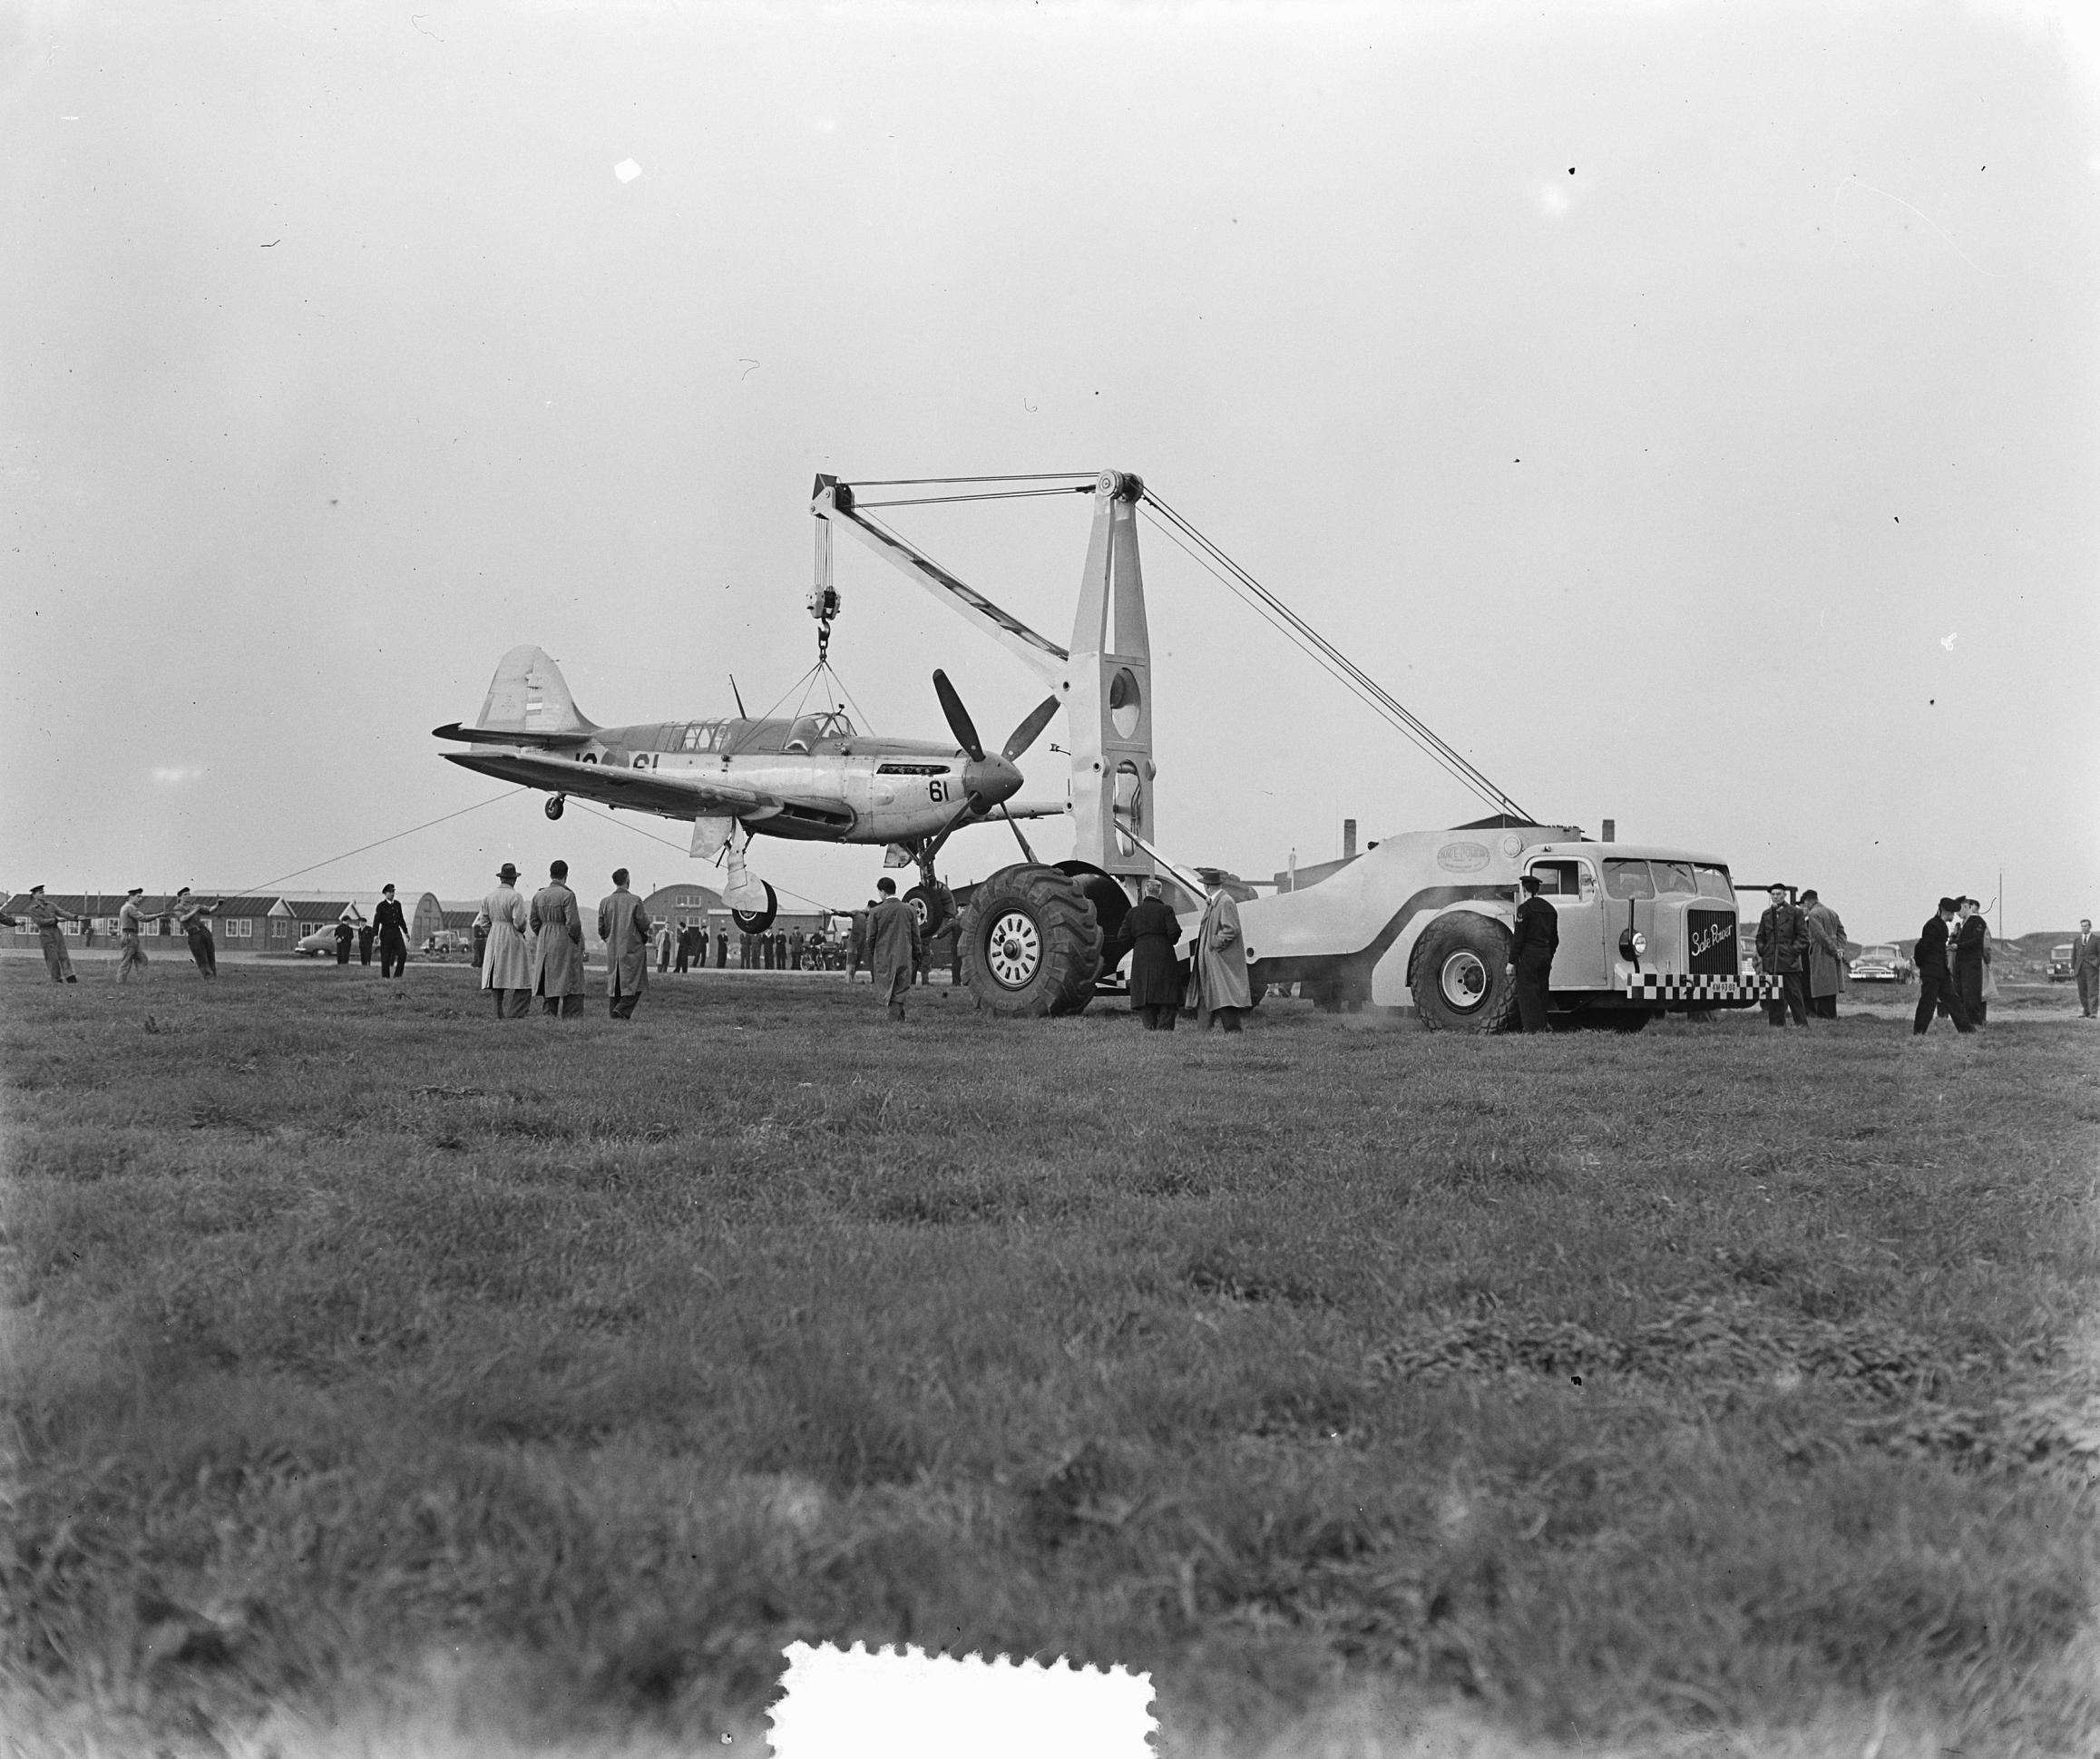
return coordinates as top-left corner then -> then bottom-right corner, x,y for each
730,881 -> 778,934
958,864 -> 1104,1018
903,883 -> 954,936
1410,912 -> 1518,1033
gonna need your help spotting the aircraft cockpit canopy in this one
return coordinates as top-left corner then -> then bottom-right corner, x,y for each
785,710 -> 855,754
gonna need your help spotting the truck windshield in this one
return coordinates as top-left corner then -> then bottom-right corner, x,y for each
1603,860 -> 1655,901
1651,861 -> 1697,895
1694,864 -> 1732,901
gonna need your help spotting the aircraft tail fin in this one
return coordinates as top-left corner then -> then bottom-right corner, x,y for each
475,645 -> 597,735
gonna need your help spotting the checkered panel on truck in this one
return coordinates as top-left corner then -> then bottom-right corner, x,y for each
1620,972 -> 1783,1002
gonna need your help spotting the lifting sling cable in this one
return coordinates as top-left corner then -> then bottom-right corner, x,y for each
1141,492 -> 1534,824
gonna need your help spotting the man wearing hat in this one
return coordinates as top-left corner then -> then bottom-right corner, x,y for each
1912,896 -> 1975,1035
373,884 -> 410,978
1754,884 -> 1810,1027
474,863 -> 532,1017
530,859 -> 587,1018
596,868 -> 652,1020
20,885 -> 83,983
117,887 -> 156,983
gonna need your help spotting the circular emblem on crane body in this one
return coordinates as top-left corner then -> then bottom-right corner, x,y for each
1436,841 -> 1491,874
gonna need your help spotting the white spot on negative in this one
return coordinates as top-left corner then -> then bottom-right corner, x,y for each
1940,631 -> 1958,651
614,159 -> 642,184
771,1641 -> 1154,1759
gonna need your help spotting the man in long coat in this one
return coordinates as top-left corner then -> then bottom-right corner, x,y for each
598,867 -> 651,1021
1800,888 -> 1849,1021
529,859 -> 587,1018
474,863 -> 532,1017
21,885 -> 83,983
1188,876 -> 1253,1031
1125,876 -> 1185,1031
1754,884 -> 1810,1027
1951,897 -> 1988,1026
1912,896 -> 1975,1035
866,876 -> 922,1021
656,921 -> 673,973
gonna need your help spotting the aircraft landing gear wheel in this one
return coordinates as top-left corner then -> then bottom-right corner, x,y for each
904,882 -> 954,936
731,881 -> 778,934
1410,913 -> 1518,1033
544,795 -> 565,820
958,864 -> 1104,1018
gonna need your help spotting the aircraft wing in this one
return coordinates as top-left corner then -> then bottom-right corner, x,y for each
442,748 -> 854,827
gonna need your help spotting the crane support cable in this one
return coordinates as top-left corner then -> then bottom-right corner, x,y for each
1141,492 -> 1533,824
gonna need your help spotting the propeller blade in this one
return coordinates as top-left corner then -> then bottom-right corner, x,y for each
932,669 -> 985,763
1002,693 -> 1060,763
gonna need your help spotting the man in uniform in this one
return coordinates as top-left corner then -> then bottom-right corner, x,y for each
529,859 -> 587,1018
1125,875 -> 1185,1031
374,884 -> 410,977
474,863 -> 532,1017
332,910 -> 355,966
2074,918 -> 2099,1019
1506,874 -> 1558,1032
1912,896 -> 1975,1035
117,887 -> 155,982
866,876 -> 922,1021
21,885 -> 83,983
170,888 -> 221,977
1755,884 -> 1810,1027
598,868 -> 651,1021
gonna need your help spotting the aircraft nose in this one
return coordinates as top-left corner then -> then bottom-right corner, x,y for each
963,755 -> 1021,806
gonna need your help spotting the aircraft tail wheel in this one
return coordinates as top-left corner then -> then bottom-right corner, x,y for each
731,881 -> 778,934
1408,912 -> 1518,1033
957,864 -> 1103,1018
544,795 -> 565,821
903,882 -> 954,935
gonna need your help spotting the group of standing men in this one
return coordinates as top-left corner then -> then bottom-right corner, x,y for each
1752,884 -> 1852,1026
474,862 -> 653,1020
3,885 -> 235,984
1122,875 -> 1255,1032
1910,895 -> 1995,1035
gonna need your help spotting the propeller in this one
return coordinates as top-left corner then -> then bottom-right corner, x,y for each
922,671 -> 1062,865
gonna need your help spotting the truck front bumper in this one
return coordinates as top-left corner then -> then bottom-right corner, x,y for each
1620,972 -> 1783,1003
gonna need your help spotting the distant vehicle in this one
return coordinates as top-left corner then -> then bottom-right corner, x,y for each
1849,943 -> 1911,983
295,923 -> 358,957
423,929 -> 471,960
2048,944 -> 2074,982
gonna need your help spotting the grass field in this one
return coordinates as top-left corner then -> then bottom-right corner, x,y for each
3,962 -> 2096,1756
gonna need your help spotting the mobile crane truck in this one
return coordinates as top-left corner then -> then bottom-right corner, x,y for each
812,468 -> 1780,1027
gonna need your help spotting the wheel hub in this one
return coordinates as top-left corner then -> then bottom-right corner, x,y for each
1440,950 -> 1488,1010
985,910 -> 1042,988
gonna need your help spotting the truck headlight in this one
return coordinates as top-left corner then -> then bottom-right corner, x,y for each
1631,931 -> 1647,956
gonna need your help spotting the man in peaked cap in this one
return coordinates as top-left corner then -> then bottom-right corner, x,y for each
21,885 -> 84,983
373,884 -> 410,978
1912,896 -> 1975,1036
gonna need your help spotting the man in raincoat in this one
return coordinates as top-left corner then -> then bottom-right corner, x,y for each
1800,888 -> 1849,1021
1755,884 -> 1810,1027
598,867 -> 652,1021
20,885 -> 83,983
474,863 -> 532,1017
1187,875 -> 1252,1032
529,859 -> 587,1018
866,876 -> 922,1021
1125,876 -> 1185,1031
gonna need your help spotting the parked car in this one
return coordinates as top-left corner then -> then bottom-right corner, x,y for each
2048,944 -> 2075,982
422,929 -> 472,960
295,922 -> 359,957
1849,943 -> 1911,983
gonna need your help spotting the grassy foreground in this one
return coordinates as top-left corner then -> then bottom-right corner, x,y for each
2,963 -> 2096,1756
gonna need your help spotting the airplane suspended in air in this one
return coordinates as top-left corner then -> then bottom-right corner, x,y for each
434,646 -> 1064,930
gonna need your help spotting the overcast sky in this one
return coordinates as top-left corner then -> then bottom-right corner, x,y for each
5,0 -> 2096,941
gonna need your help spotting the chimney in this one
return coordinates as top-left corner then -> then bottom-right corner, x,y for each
1602,819 -> 1616,844
1343,819 -> 1358,859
